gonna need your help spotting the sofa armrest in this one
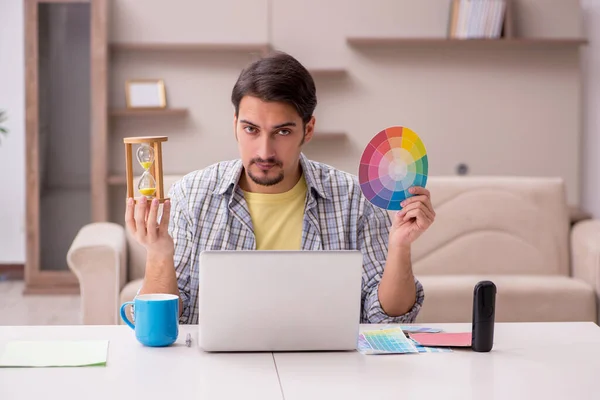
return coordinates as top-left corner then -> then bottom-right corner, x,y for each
67,222 -> 127,325
571,219 -> 600,322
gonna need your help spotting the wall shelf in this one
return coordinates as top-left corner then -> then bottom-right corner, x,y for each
110,108 -> 189,117
346,37 -> 588,49
110,42 -> 271,53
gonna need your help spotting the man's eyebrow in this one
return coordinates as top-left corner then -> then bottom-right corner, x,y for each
239,120 -> 297,130
272,121 -> 296,129
239,119 -> 259,127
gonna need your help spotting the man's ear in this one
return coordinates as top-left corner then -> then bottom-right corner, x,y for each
302,116 -> 316,145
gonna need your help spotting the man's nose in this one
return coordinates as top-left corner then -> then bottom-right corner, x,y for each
256,135 -> 275,160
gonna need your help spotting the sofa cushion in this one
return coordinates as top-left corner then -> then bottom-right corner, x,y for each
415,275 -> 596,323
409,177 -> 570,276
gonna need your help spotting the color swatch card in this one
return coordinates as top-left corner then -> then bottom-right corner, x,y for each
359,126 -> 428,210
400,325 -> 443,334
358,328 -> 418,355
409,338 -> 453,353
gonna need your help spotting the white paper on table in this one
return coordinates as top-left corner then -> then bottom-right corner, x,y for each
0,340 -> 109,367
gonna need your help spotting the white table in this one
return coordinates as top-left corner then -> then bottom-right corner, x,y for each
276,322 -> 600,400
1,323 -> 599,400
0,325 -> 282,400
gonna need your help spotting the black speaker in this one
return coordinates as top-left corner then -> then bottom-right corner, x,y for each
471,280 -> 496,352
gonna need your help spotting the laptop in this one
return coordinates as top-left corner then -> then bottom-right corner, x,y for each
197,250 -> 363,352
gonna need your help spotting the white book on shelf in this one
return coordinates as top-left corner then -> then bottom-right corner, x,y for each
483,0 -> 493,38
467,0 -> 476,38
476,0 -> 484,38
457,0 -> 469,38
471,0 -> 486,39
483,0 -> 491,38
454,0 -> 466,39
469,0 -> 477,38
487,0 -> 497,38
471,0 -> 479,38
470,0 -> 479,38
477,0 -> 487,38
492,0 -> 506,38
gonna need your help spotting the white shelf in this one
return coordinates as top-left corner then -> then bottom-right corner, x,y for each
346,37 -> 588,49
110,42 -> 270,53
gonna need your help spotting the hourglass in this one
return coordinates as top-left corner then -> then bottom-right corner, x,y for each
123,136 -> 169,203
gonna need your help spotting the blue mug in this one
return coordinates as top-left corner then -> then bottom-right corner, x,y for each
120,293 -> 179,347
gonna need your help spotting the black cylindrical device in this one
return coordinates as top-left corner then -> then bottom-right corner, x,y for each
471,280 -> 496,352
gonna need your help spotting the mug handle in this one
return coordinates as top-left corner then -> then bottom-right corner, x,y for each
120,302 -> 135,330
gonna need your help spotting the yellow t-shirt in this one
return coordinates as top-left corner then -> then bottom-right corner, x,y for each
242,176 -> 307,250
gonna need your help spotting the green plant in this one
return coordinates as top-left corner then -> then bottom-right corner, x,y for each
0,110 -> 7,144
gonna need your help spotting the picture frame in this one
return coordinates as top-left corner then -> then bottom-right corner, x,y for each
125,79 -> 167,109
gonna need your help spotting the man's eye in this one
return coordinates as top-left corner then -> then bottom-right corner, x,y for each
278,129 -> 291,136
244,126 -> 257,134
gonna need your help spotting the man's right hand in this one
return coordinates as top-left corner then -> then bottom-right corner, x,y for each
125,196 -> 174,258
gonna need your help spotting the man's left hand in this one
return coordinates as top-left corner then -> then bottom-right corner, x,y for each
389,186 -> 435,249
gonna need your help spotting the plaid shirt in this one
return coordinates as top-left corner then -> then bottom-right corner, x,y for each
168,153 -> 424,324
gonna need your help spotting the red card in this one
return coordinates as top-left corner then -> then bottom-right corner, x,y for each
410,332 -> 472,347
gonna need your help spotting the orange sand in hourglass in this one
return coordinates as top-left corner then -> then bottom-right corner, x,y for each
139,188 -> 156,196
136,143 -> 156,197
123,136 -> 169,203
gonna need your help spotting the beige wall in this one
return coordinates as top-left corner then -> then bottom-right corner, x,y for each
0,0 -> 591,263
107,0 -> 585,216
110,0 -> 269,45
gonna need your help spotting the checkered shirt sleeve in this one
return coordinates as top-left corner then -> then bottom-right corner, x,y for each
168,178 -> 195,324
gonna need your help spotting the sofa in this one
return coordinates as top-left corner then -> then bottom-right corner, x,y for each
67,175 -> 600,325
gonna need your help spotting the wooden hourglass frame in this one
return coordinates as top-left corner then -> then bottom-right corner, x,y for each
123,136 -> 169,203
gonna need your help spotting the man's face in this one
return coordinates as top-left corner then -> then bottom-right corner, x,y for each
234,95 -> 314,192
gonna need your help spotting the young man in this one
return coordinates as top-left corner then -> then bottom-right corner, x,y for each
125,51 -> 436,324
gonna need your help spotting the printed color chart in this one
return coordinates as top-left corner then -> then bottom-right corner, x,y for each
358,328 -> 418,354
359,126 -> 428,210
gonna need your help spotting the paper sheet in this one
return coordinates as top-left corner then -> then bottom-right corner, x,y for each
0,340 -> 109,368
409,332 -> 472,347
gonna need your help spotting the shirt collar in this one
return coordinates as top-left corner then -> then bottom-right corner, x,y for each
298,153 -> 328,200
212,153 -> 328,200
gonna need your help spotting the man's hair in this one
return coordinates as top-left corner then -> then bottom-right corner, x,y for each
231,51 -> 317,125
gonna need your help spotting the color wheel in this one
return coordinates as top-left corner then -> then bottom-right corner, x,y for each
359,126 -> 428,210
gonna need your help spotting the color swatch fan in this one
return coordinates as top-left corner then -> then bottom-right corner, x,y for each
359,126 -> 428,210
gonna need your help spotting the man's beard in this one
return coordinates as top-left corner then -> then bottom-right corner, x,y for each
247,157 -> 284,187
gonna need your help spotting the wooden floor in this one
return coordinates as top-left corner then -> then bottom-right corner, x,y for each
0,280 -> 81,325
